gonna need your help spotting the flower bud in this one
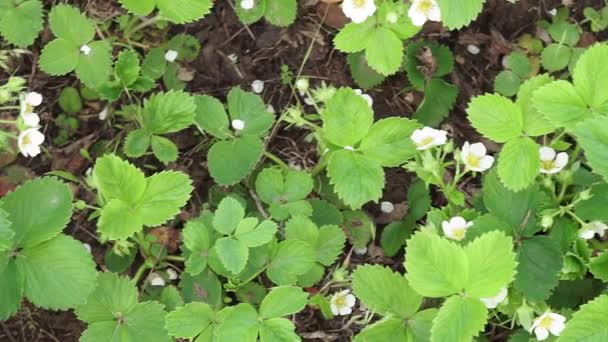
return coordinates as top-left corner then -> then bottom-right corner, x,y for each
578,189 -> 592,201
6,77 -> 25,91
0,89 -> 10,104
541,215 -> 554,229
332,267 -> 348,282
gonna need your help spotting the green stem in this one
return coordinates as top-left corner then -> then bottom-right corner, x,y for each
132,263 -> 150,284
263,151 -> 289,170
125,15 -> 162,39
0,119 -> 16,124
234,266 -> 267,291
0,130 -> 17,139
0,106 -> 19,110
165,255 -> 185,262
311,154 -> 328,177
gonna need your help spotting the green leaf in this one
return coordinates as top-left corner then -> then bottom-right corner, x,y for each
141,47 -> 167,80
309,199 -> 343,227
58,86 -> 83,114
494,70 -> 522,97
334,21 -> 376,53
431,296 -> 487,342
437,0 -> 484,29
573,44 -> 608,112
404,231 -> 468,298
0,210 -> 14,252
547,21 -> 580,47
142,91 -> 196,134
497,137 -> 540,191
380,220 -> 414,257
284,216 -> 319,246
347,52 -> 386,90
516,74 -> 556,136
414,79 -> 458,127
541,44 -> 572,72
316,225 -> 345,266
466,94 -> 523,143
179,269 -> 222,307
353,265 -> 422,319
18,234 -> 97,310
574,116 -> 608,183
410,309 -> 438,341
234,0 -> 265,24
124,129 -> 151,158
574,183 -> 608,222
165,302 -> 214,339
1,178 -> 73,248
151,135 -> 179,164
321,88 -> 373,147
532,80 -> 591,128
236,220 -> 277,248
39,38 -> 79,75
0,258 -> 23,320
406,41 -> 455,91
227,87 -> 274,137
208,136 -> 264,186
75,272 -> 138,323
116,50 -> 141,86
76,40 -> 113,88
557,294 -> 608,341
183,219 -> 212,275
354,317 -> 410,342
98,199 -> 143,240
193,95 -> 231,139
266,240 -> 316,285
48,4 -> 94,45
0,0 -> 43,47
264,0 -> 297,27
156,0 -> 213,24
138,171 -> 193,227
255,168 -> 313,206
93,154 -> 146,204
327,150 -> 384,209
514,236 -> 563,302
360,117 -> 420,167
213,197 -> 245,235
365,27 -> 403,76
589,252 -> 608,282
506,51 -> 532,78
259,318 -> 299,342
216,303 -> 259,342
259,286 -> 308,319
463,232 -> 517,298
215,237 -> 249,274
117,0 -> 155,15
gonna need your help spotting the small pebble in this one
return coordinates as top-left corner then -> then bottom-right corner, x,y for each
466,44 -> 481,55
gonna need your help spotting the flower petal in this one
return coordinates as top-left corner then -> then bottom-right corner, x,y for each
534,327 -> 549,341
555,152 -> 569,168
539,146 -> 556,162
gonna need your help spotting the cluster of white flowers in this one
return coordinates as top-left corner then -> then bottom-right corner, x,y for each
341,0 -> 441,26
530,311 -> 566,341
579,221 -> 608,240
330,289 -> 357,316
18,92 -> 45,158
539,146 -> 568,174
442,216 -> 472,241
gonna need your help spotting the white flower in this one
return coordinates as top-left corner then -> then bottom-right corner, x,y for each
166,268 -> 178,280
380,201 -> 394,214
20,92 -> 42,127
539,147 -> 568,174
25,92 -> 42,106
530,312 -> 566,341
330,290 -> 357,315
354,89 -> 373,107
480,288 -> 508,309
579,221 -> 608,240
80,45 -> 92,55
442,216 -> 473,241
240,0 -> 254,10
408,0 -> 441,27
411,126 -> 448,150
296,78 -> 309,93
354,246 -> 368,255
251,80 -> 264,94
467,44 -> 481,55
18,128 -> 45,158
22,112 -> 40,127
342,0 -> 376,24
461,142 -> 495,172
165,50 -> 178,63
232,119 -> 245,131
149,273 -> 166,287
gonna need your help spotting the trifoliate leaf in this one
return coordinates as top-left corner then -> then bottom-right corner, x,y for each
142,90 -> 196,134
463,232 -> 517,298
93,154 -> 146,205
365,27 -> 403,76
334,21 -> 376,53
138,171 -> 193,227
557,295 -> 608,341
0,258 -> 23,320
216,303 -> 259,342
38,38 -> 79,75
115,49 -> 141,86
514,236 -> 563,302
497,137 -> 540,191
264,0 -> 297,27
574,116 -> 608,183
0,177 -> 72,248
227,87 -> 274,137
18,234 -> 97,311
466,94 -> 523,143
437,0 -> 484,30
541,44 -> 572,72
75,40 -> 113,88
321,88 -> 373,147
573,44 -> 608,113
516,74 -> 556,136
213,197 -> 245,235
124,129 -> 151,158
430,296 -> 487,342
255,167 -> 313,215
360,117 -> 420,167
354,317 -> 410,342
259,318 -> 299,342
414,79 -> 458,127
151,135 -> 179,164
0,0 -> 43,47
259,286 -> 308,319
316,225 -> 345,266
404,231 -> 468,298
266,240 -> 316,285
193,95 -> 231,139
347,52 -> 387,90
75,272 -> 138,323
165,302 -> 215,339
532,80 -> 591,128
353,265 -> 422,319
99,199 -> 143,240
327,150 -> 384,209
48,4 -> 94,46
208,136 -> 264,186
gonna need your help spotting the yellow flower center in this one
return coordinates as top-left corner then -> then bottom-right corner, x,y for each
25,104 -> 33,113
353,0 -> 366,8
466,154 -> 481,168
334,295 -> 346,307
542,160 -> 555,171
418,136 -> 434,147
453,228 -> 465,240
539,316 -> 554,329
22,134 -> 31,145
417,0 -> 434,14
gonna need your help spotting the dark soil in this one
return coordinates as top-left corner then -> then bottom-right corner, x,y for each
0,0 -> 604,341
